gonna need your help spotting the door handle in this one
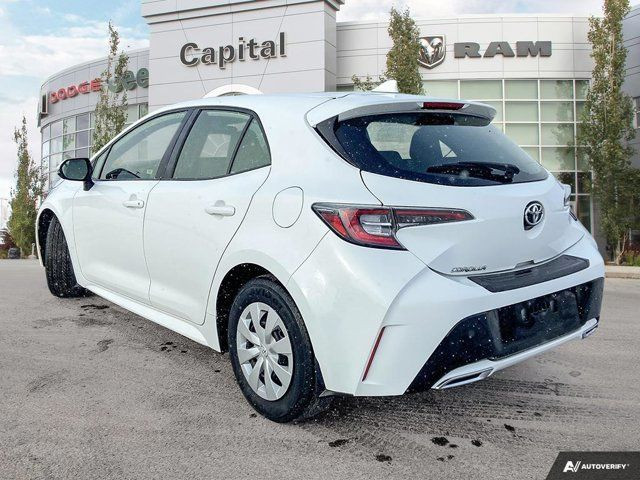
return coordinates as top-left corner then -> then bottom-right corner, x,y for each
205,204 -> 236,217
123,199 -> 145,209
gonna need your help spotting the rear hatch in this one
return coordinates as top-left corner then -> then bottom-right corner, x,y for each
360,172 -> 583,274
314,98 -> 583,275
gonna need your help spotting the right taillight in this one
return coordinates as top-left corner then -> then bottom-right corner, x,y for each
312,203 -> 473,250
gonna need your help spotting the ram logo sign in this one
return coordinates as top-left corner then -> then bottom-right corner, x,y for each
419,35 -> 446,69
454,41 -> 553,59
418,38 -> 552,69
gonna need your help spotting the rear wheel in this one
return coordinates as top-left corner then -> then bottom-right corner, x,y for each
44,217 -> 91,298
228,277 -> 331,423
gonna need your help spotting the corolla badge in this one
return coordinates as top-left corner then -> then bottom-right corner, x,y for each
419,35 -> 446,69
524,201 -> 544,230
451,265 -> 487,274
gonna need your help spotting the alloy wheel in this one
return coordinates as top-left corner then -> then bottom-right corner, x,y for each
236,302 -> 294,401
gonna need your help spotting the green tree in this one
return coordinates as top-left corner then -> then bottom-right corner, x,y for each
349,8 -> 421,94
92,21 -> 129,153
385,7 -> 423,95
7,116 -> 43,257
351,74 -> 385,92
578,0 -> 639,264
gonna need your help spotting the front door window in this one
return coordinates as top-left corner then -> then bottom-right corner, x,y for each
99,111 -> 186,180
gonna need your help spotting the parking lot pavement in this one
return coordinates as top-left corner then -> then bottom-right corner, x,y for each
0,260 -> 638,480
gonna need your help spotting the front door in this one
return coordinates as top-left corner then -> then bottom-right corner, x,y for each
144,109 -> 271,324
73,111 -> 188,303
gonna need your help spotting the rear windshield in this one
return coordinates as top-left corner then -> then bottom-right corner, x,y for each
318,112 -> 548,186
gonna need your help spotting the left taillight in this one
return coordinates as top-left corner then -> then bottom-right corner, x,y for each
312,203 -> 473,250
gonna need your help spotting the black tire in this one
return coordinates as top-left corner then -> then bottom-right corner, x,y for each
44,217 -> 91,298
228,276 -> 332,423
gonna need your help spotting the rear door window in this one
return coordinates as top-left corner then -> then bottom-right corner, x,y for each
173,110 -> 250,180
229,120 -> 271,174
323,112 -> 548,186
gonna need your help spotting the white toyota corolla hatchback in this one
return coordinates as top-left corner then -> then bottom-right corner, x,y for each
37,93 -> 604,422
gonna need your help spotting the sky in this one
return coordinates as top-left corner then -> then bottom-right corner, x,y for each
338,0 -> 603,21
0,0 -> 149,203
0,0 -> 606,201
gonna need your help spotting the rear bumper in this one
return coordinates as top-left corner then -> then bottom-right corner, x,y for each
431,317 -> 598,390
289,231 -> 605,397
408,277 -> 603,392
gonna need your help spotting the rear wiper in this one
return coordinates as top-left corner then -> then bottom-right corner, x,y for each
426,161 -> 520,183
460,161 -> 520,174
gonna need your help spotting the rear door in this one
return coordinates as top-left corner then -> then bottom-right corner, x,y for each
143,109 -> 271,324
324,108 -> 584,275
73,111 -> 188,302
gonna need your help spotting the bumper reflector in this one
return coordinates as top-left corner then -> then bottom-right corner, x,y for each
362,327 -> 386,381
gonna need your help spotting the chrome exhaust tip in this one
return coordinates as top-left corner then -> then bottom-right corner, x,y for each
582,320 -> 599,339
433,368 -> 493,390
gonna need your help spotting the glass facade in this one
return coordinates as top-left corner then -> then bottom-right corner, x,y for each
41,103 -> 148,191
346,78 -> 592,230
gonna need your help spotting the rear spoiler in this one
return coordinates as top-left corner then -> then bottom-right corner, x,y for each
306,95 -> 496,127
335,101 -> 496,123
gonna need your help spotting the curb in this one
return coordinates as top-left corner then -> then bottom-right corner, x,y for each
606,272 -> 640,280
605,267 -> 640,280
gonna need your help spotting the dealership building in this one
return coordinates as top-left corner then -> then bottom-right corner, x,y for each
38,0 -> 640,236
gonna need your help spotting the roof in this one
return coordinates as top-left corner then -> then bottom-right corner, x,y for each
154,92 -> 497,125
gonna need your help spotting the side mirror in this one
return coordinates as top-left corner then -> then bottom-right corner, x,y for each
58,158 -> 94,191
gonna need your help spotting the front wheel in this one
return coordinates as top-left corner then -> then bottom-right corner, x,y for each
44,216 -> 91,298
228,277 -> 331,423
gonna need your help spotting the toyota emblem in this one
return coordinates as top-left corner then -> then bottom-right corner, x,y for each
524,201 -> 544,230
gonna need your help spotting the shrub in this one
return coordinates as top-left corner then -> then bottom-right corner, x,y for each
622,251 -> 640,266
